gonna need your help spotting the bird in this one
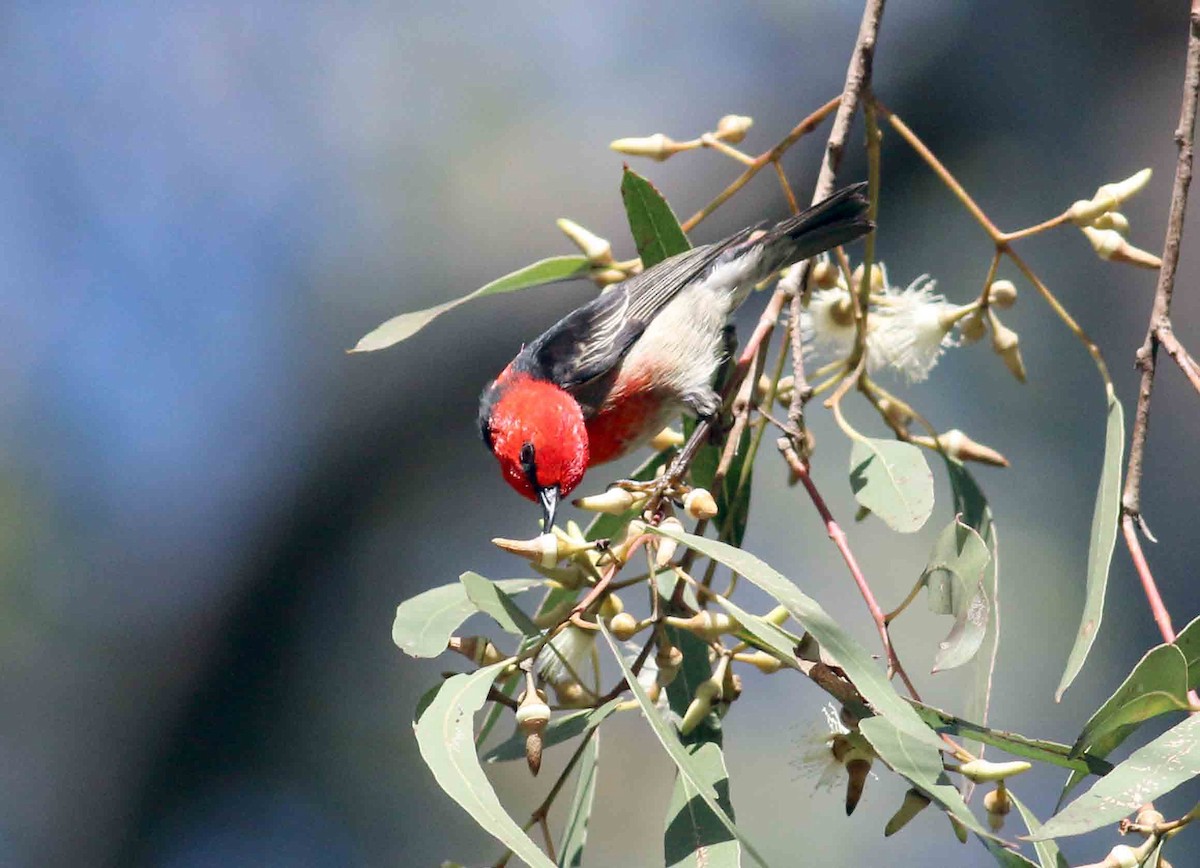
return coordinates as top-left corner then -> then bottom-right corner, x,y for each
479,183 -> 873,529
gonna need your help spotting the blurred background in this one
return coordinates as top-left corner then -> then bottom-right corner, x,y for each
2,1 -> 1198,866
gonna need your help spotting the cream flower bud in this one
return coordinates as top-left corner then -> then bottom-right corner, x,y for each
1103,845 -> 1142,868
774,375 -> 795,408
552,680 -> 592,708
715,114 -> 753,143
959,311 -> 986,344
492,532 -> 561,568
649,427 -> 685,451
654,516 -> 684,566
684,488 -> 719,520
988,279 -> 1017,309
680,678 -> 722,735
1069,168 -> 1152,224
667,611 -> 741,640
916,428 -> 1009,468
448,636 -> 506,667
516,689 -> 551,776
810,259 -> 840,290
599,592 -> 624,619
1093,211 -> 1130,234
957,758 -> 1032,783
556,218 -> 613,266
610,133 -> 677,161
1082,226 -> 1163,269
608,611 -> 640,642
573,487 -> 646,515
989,312 -> 1027,383
734,650 -> 785,674
590,267 -> 628,288
983,787 -> 1011,832
884,788 -> 931,836
852,262 -> 886,293
655,643 -> 683,689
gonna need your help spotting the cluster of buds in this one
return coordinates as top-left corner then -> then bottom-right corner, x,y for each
492,525 -> 597,572
555,218 -> 642,288
1068,169 -> 1161,269
610,114 -> 755,162
679,654 -> 742,735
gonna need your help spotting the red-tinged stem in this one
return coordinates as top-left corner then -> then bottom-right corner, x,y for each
782,440 -> 921,700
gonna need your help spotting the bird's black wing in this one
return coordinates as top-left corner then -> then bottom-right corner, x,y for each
521,230 -> 757,400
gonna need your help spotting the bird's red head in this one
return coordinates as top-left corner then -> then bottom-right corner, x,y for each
480,372 -> 589,528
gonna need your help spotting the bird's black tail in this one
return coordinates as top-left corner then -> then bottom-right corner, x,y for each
753,182 -> 873,277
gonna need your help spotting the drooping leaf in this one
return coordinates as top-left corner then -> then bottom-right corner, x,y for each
946,459 -> 1001,765
620,167 -> 690,268
661,626 -> 741,867
557,729 -> 600,867
413,662 -> 555,868
460,571 -> 541,636
1032,713 -> 1200,840
599,623 -> 770,868
848,438 -> 935,533
1172,615 -> 1200,689
922,519 -> 991,672
483,698 -> 623,763
351,255 -> 591,352
910,703 -> 1112,777
392,578 -> 541,658
1056,389 -> 1125,701
1009,793 -> 1069,868
1058,642 -> 1191,804
857,717 -> 1034,865
653,527 -> 943,751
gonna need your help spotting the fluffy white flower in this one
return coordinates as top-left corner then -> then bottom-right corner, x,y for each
791,703 -> 851,793
801,286 -> 857,361
870,275 -> 959,383
536,625 -> 596,685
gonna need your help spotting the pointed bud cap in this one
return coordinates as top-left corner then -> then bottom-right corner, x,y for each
679,678 -> 721,735
1082,226 -> 1163,268
844,758 -> 872,815
989,313 -> 1027,382
492,532 -> 561,568
557,218 -> 613,265
610,133 -> 677,161
735,650 -> 785,673
715,114 -> 753,143
654,516 -> 684,566
573,487 -> 645,515
884,788 -> 932,836
1069,168 -> 1152,224
684,488 -> 719,520
1093,211 -> 1130,234
957,758 -> 1032,783
988,279 -> 1017,309
932,428 -> 1009,468
448,636 -> 506,666
649,427 -> 686,451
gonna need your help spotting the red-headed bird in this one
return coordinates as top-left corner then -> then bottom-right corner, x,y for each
479,183 -> 872,528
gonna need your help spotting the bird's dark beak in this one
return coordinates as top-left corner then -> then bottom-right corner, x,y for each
539,485 -> 560,530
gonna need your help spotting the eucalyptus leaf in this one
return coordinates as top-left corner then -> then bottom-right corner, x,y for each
654,527 -> 944,751
1032,713 -> 1200,840
620,167 -> 690,268
483,699 -> 623,763
922,519 -> 991,673
414,662 -> 555,868
461,571 -> 541,636
477,671 -> 520,749
599,623 -> 770,868
351,255 -> 591,352
1056,389 -> 1125,701
848,438 -> 935,533
392,578 -> 541,658
1009,793 -> 1068,868
557,730 -> 600,867
1173,615 -> 1200,689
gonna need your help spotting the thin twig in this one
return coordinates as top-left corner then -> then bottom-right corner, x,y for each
1120,1 -> 1200,645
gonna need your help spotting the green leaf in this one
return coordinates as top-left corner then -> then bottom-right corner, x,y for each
620,167 -> 690,268
598,622 -> 770,868
1032,713 -> 1200,840
351,255 -> 591,352
1056,389 -> 1125,701
910,703 -> 1112,776
1173,615 -> 1200,689
849,438 -> 935,533
945,460 -> 1001,762
557,730 -> 600,867
460,571 -> 541,636
392,578 -> 541,658
857,717 -> 1032,864
653,527 -> 944,752
922,519 -> 991,672
483,698 -> 623,763
1009,793 -> 1068,868
1058,642 -> 1191,805
413,662 -> 555,868
477,671 -> 520,749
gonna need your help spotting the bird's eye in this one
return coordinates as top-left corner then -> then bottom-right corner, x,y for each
519,442 -> 536,470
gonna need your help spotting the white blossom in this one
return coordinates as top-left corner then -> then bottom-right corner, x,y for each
536,625 -> 596,685
869,275 -> 958,383
801,286 -> 857,361
791,703 -> 851,793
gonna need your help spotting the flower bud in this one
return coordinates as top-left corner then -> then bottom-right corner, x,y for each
988,279 -> 1017,309
810,259 -> 840,289
655,643 -> 683,689
667,610 -> 741,640
590,267 -> 628,288
608,611 -> 640,642
655,516 -> 684,566
1103,845 -> 1141,868
918,428 -> 1009,468
551,680 -> 592,708
1093,211 -> 1130,234
734,650 -> 785,673
1133,806 -> 1165,834
844,755 -> 873,815
957,758 -> 1032,783
959,311 -> 986,344
492,532 -> 561,568
774,375 -> 795,408
650,427 -> 685,451
983,786 -> 1011,832
516,689 -> 551,776
448,636 -> 506,667
1068,168 -> 1152,225
608,518 -> 649,565
852,262 -> 886,293
573,487 -> 646,515
884,788 -> 931,836
989,312 -> 1027,383
680,678 -> 721,735
684,488 -> 719,520
1082,226 -> 1163,269
715,114 -> 753,143
556,218 -> 613,266
610,133 -> 678,161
